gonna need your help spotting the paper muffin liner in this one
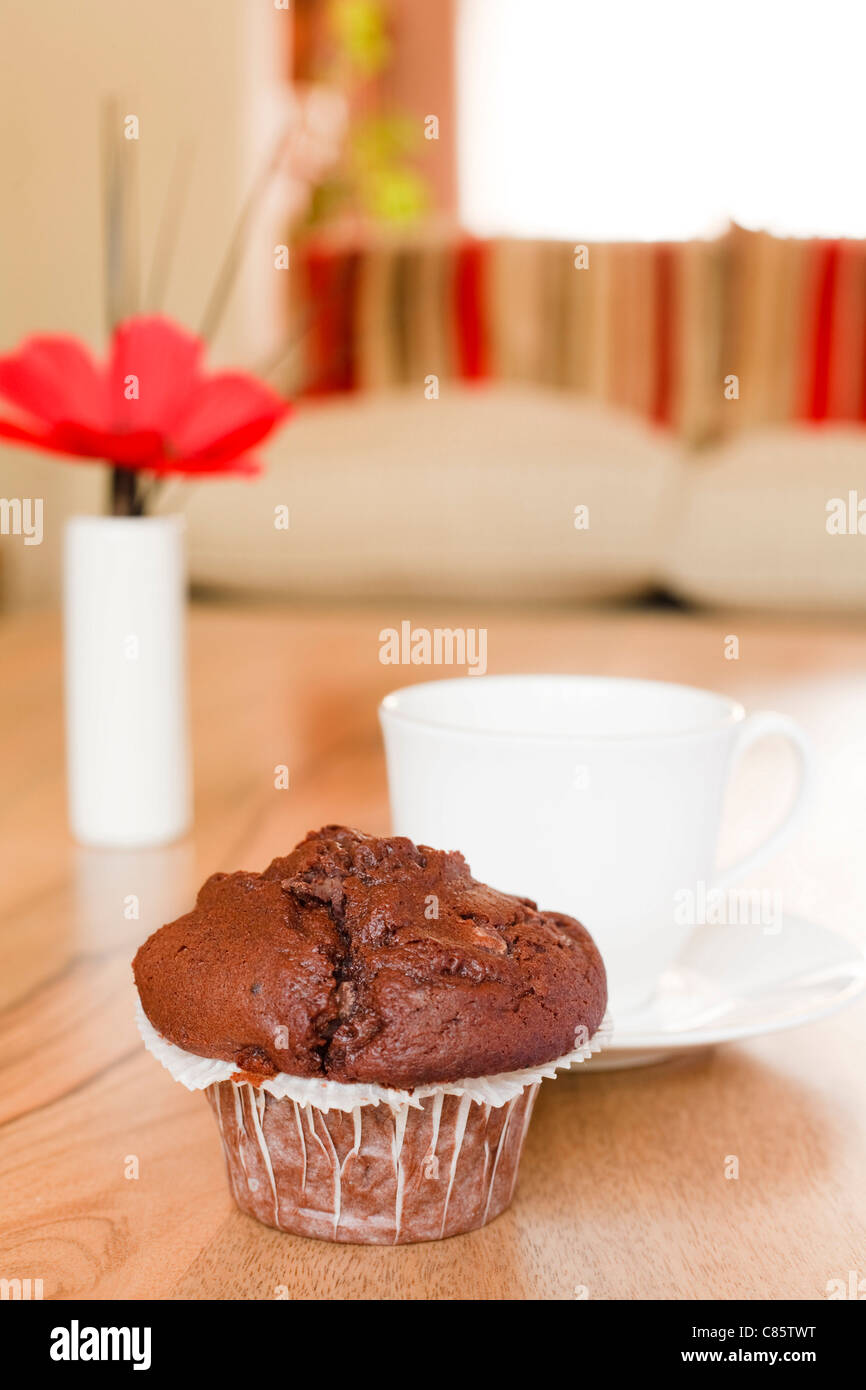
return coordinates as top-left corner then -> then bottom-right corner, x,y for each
136,1001 -> 610,1110
137,1001 -> 610,1244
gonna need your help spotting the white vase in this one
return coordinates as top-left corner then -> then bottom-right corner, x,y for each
63,514 -> 192,848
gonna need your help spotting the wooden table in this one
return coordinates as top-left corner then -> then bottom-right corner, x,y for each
1,602 -> 865,1300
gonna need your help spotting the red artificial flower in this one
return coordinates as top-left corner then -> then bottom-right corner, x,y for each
0,316 -> 290,476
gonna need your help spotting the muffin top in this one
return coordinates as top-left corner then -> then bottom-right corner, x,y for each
133,825 -> 606,1089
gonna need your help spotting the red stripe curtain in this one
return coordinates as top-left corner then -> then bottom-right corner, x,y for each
288,229 -> 866,443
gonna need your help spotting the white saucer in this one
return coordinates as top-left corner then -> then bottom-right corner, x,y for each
583,915 -> 866,1071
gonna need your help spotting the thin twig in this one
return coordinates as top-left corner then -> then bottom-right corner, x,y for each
198,126 -> 291,343
255,300 -> 315,385
103,96 -> 152,514
102,94 -> 142,329
135,476 -> 164,514
122,108 -> 141,323
144,139 -> 195,312
102,96 -> 125,335
102,99 -> 135,516
255,250 -> 358,392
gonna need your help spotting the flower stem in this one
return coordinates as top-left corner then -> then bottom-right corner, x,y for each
198,126 -> 290,343
110,467 -> 143,517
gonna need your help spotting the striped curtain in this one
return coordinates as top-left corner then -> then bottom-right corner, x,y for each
288,228 -> 866,446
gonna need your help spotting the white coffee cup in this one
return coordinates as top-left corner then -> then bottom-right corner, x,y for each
379,675 -> 812,1014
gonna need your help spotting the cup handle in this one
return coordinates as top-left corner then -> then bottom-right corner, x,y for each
712,711 -> 813,893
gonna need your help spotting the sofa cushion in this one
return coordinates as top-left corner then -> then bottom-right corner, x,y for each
173,384 -> 682,601
666,427 -> 866,611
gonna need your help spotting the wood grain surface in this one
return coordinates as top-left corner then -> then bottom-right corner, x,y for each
1,602 -> 865,1300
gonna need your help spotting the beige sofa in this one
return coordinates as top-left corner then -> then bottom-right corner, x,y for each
3,383 -> 865,613
171,386 -> 680,603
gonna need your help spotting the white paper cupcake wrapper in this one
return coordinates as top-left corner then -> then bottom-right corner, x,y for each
136,999 -> 612,1113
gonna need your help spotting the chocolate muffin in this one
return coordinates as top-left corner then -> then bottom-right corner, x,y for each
134,825 -> 607,1244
